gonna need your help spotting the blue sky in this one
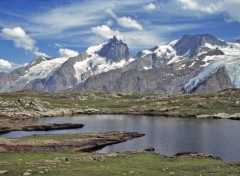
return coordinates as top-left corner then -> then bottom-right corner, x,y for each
0,0 -> 240,72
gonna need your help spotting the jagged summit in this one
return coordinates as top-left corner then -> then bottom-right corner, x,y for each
173,34 -> 227,58
97,36 -> 130,62
31,56 -> 47,64
26,56 -> 48,69
236,39 -> 240,44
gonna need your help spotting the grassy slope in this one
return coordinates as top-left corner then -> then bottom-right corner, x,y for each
0,152 -> 240,176
0,89 -> 240,116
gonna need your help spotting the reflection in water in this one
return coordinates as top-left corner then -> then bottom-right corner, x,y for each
1,115 -> 240,161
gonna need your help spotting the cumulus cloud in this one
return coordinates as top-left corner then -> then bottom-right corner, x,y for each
0,58 -> 24,72
58,48 -> 79,57
143,3 -> 157,11
91,25 -> 123,39
0,27 -> 49,57
106,8 -> 143,30
0,59 -> 12,70
1,27 -> 36,51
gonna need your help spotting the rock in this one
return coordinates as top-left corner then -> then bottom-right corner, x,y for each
175,152 -> 221,160
44,169 -> 49,173
61,157 -> 69,161
98,36 -> 130,62
229,113 -> 240,120
0,170 -> 10,175
144,147 -> 155,152
38,171 -> 44,174
92,155 -> 106,161
23,172 -> 31,176
21,123 -> 84,131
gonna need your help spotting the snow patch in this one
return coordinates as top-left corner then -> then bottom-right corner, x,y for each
185,42 -> 240,90
13,57 -> 69,87
189,62 -> 196,68
74,53 -> 135,83
86,42 -> 107,55
143,66 -> 152,70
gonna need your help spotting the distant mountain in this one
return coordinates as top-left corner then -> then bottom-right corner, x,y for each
71,34 -> 240,94
0,37 -> 134,92
0,34 -> 240,94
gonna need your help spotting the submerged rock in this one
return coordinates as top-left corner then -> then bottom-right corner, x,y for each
144,147 -> 155,152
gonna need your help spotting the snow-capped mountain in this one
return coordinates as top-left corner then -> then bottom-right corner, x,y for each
71,34 -> 240,94
0,37 -> 134,92
0,34 -> 240,94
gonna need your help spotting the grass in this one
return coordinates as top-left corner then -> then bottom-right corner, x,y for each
20,134 -> 92,140
0,152 -> 240,176
0,89 -> 240,118
0,134 -> 94,147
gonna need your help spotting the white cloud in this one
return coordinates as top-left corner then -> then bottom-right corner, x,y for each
143,3 -> 157,11
176,0 -> 217,13
1,27 -> 36,51
0,59 -> 12,70
176,0 -> 240,22
123,23 -> 202,49
54,43 -> 63,48
91,25 -> 123,40
105,20 -> 113,26
0,58 -> 24,73
117,17 -> 143,30
106,8 -> 143,30
34,51 -> 49,58
218,0 -> 240,22
58,48 -> 79,57
0,27 -> 49,57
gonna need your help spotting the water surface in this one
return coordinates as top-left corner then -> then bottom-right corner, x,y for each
1,115 -> 240,161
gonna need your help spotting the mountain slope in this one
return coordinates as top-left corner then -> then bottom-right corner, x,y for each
71,34 -> 240,94
0,34 -> 240,94
0,37 -> 134,93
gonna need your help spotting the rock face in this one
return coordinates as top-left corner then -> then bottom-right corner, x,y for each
24,53 -> 88,92
0,34 -> 240,94
21,123 -> 85,131
173,34 -> 226,57
184,67 -> 233,94
98,36 -> 130,62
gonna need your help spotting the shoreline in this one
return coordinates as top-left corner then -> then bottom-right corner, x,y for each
2,107 -> 240,121
0,132 -> 145,153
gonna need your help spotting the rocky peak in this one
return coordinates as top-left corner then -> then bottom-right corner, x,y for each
97,36 -> 130,62
31,56 -> 47,64
26,56 -> 47,69
173,34 -> 227,58
236,39 -> 240,44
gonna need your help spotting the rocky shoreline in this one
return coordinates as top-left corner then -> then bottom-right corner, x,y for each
2,107 -> 240,121
0,132 -> 145,152
0,123 -> 84,135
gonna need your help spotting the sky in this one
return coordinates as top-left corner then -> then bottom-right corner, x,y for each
0,0 -> 240,72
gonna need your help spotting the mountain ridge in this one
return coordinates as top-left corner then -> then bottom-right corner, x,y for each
1,34 -> 240,94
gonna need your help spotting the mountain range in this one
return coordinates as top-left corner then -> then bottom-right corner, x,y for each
1,34 -> 240,94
